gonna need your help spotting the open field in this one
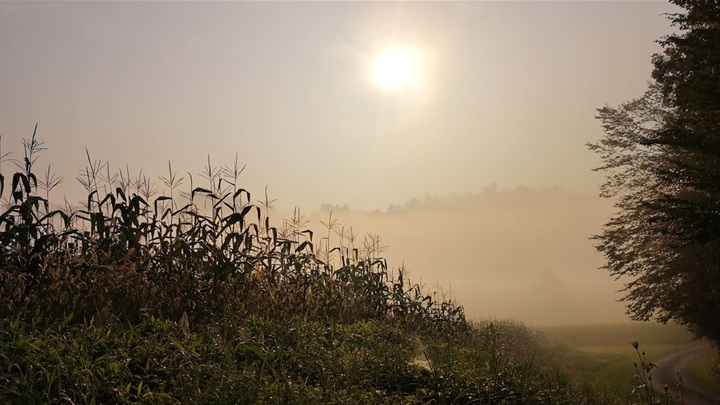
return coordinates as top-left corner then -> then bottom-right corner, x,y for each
562,343 -> 694,397
541,323 -> 696,348
541,323 -> 717,402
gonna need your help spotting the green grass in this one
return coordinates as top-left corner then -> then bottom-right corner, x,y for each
687,350 -> 720,393
540,323 -> 699,402
565,344 -> 693,395
0,315 -> 606,404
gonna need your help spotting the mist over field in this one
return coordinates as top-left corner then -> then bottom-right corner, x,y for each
303,185 -> 624,326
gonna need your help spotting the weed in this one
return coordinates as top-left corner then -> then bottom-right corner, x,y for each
631,341 -> 681,405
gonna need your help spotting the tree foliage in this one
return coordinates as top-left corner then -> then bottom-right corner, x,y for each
590,0 -> 720,343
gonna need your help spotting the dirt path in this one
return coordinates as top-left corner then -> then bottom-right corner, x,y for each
651,342 -> 720,405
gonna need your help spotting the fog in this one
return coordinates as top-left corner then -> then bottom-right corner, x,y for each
303,185 -> 625,326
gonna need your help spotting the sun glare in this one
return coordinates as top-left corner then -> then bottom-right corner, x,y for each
372,49 -> 418,90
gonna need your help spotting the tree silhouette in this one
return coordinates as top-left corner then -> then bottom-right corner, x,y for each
590,0 -> 720,344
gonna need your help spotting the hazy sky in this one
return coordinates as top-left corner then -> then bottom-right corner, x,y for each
1,1 -> 677,211
0,1 -> 681,324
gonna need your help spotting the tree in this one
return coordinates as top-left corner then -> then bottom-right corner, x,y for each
589,0 -> 720,344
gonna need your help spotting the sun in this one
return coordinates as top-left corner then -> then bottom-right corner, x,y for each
372,49 -> 419,90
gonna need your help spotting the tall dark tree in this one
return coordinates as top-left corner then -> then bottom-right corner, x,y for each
590,0 -> 720,344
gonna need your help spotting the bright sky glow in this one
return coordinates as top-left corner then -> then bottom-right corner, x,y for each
0,1 -> 678,212
372,50 -> 418,90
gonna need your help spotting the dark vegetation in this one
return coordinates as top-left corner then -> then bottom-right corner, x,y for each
589,0 -> 720,345
0,130 -> 694,405
0,130 -> 619,404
